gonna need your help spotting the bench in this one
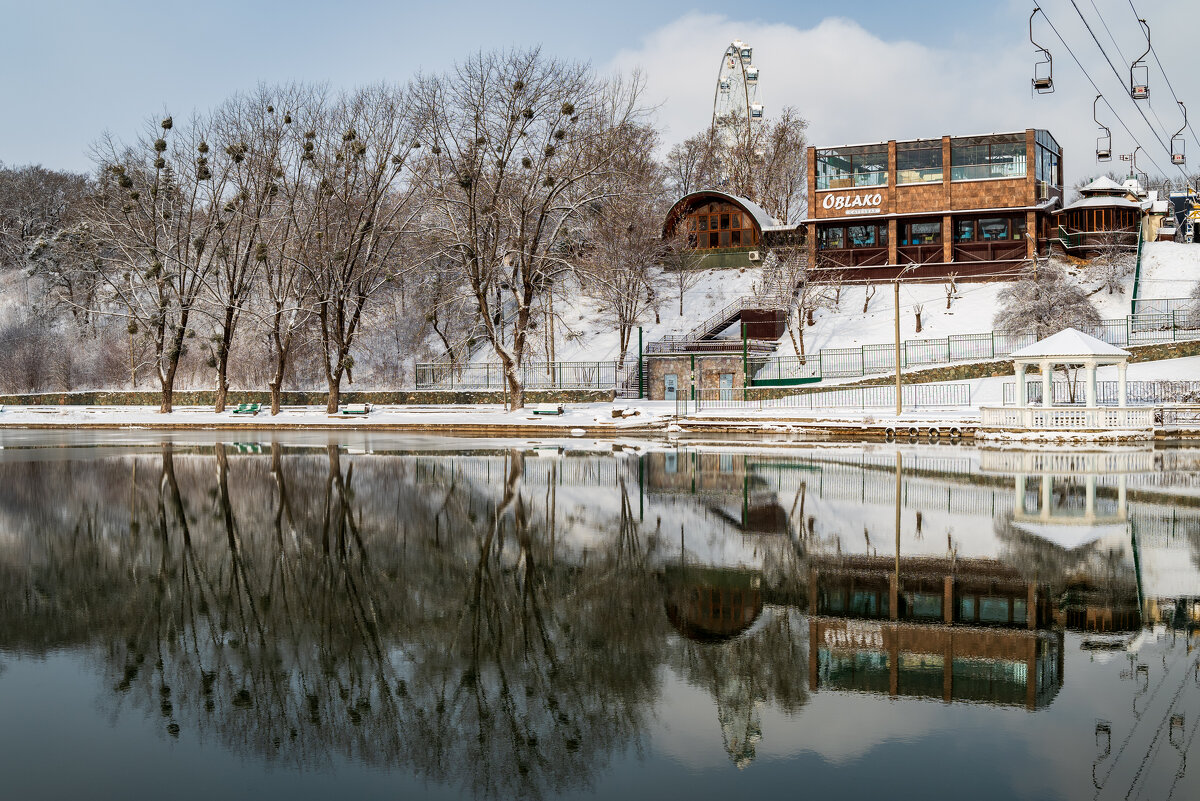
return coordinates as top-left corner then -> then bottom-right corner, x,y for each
530,403 -> 564,416
231,403 -> 260,416
336,403 -> 372,416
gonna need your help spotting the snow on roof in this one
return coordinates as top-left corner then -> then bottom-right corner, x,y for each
668,189 -> 780,230
1078,176 -> 1129,195
1061,195 -> 1143,212
1009,327 -> 1132,360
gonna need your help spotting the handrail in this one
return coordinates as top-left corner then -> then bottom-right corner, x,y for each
1130,225 -> 1145,314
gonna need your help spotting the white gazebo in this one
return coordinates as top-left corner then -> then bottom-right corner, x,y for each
980,328 -> 1154,436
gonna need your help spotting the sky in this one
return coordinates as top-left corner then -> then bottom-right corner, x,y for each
3,0 -> 1200,189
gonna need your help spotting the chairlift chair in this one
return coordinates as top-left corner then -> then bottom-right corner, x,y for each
1030,8 -> 1054,94
1094,95 -> 1112,161
1172,101 -> 1187,166
1131,19 -> 1151,99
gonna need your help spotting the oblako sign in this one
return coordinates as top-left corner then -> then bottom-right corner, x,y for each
822,191 -> 884,216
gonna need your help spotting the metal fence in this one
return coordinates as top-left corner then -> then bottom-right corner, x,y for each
413,361 -> 618,390
1002,380 -> 1200,406
692,382 -> 971,411
416,299 -> 1200,391
753,304 -> 1199,385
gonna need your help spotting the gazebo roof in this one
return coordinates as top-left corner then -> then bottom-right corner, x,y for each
1077,176 -> 1129,196
1009,328 -> 1131,360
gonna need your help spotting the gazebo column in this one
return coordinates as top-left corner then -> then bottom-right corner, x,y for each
1117,361 -> 1128,407
1015,362 -> 1027,406
1041,361 -> 1053,408
1085,359 -> 1098,407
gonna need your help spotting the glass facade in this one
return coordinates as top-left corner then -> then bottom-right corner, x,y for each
950,134 -> 1027,181
896,139 -> 943,184
816,145 -> 888,190
1035,129 -> 1061,188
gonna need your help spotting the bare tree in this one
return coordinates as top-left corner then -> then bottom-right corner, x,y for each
661,230 -> 705,315
578,123 -> 669,369
863,281 -> 876,313
414,49 -> 645,408
201,90 -> 288,411
300,85 -> 423,413
994,260 -> 1101,339
944,272 -> 958,309
0,163 -> 90,272
86,114 -> 230,412
664,133 -> 716,198
913,303 -> 924,334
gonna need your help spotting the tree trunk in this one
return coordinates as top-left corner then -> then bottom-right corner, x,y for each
213,308 -> 236,412
326,371 -> 342,415
158,327 -> 186,414
503,358 -> 524,410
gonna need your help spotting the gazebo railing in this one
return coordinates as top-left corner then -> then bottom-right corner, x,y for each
981,406 -> 1154,430
1003,380 -> 1200,406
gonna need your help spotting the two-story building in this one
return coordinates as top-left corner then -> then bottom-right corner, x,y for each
805,129 -> 1064,280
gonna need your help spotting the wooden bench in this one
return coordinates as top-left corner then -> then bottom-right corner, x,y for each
530,403 -> 564,416
231,403 -> 260,416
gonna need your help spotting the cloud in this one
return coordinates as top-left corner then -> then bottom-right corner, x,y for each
608,6 -> 1199,189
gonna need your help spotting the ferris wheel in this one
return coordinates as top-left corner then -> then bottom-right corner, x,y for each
711,40 -> 763,146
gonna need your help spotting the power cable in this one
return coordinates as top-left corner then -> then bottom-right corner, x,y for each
1034,3 -> 1172,177
1125,0 -> 1200,157
1065,0 -> 1189,182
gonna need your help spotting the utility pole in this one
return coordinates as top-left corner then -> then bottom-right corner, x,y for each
894,277 -> 902,417
894,264 -> 916,417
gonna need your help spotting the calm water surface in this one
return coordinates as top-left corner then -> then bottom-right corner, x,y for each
0,431 -> 1196,800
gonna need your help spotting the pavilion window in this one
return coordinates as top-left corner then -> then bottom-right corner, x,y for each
955,220 -> 975,242
896,140 -> 943,184
951,134 -> 1027,181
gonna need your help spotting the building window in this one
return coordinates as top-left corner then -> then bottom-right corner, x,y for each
1035,129 -> 1061,188
817,145 -> 888,190
954,215 -> 1027,242
818,225 -> 845,250
847,223 -> 888,248
902,220 -> 942,245
682,201 -> 755,250
950,134 -> 1027,181
896,140 -> 943,184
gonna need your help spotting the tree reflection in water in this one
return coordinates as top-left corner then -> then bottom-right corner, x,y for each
0,444 -> 697,799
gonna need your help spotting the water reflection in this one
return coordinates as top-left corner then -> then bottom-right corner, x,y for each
0,435 -> 1196,799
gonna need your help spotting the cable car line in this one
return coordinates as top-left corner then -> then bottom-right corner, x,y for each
1063,0 -> 1188,181
1033,3 -> 1172,177
1125,0 -> 1200,155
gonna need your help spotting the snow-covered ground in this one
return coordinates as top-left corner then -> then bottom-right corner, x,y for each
538,267 -> 762,363
495,241 -> 1200,366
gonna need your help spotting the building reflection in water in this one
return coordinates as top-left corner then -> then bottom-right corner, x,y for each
0,437 -> 1195,795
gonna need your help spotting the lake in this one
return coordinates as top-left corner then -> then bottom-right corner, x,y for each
0,430 -> 1196,800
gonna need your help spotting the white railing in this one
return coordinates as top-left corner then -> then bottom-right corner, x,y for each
978,448 -> 1158,474
980,406 -> 1154,430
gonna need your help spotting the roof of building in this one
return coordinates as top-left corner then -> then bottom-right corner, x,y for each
662,189 -> 780,237
1059,194 -> 1144,213
1009,327 -> 1131,360
1077,176 -> 1129,195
